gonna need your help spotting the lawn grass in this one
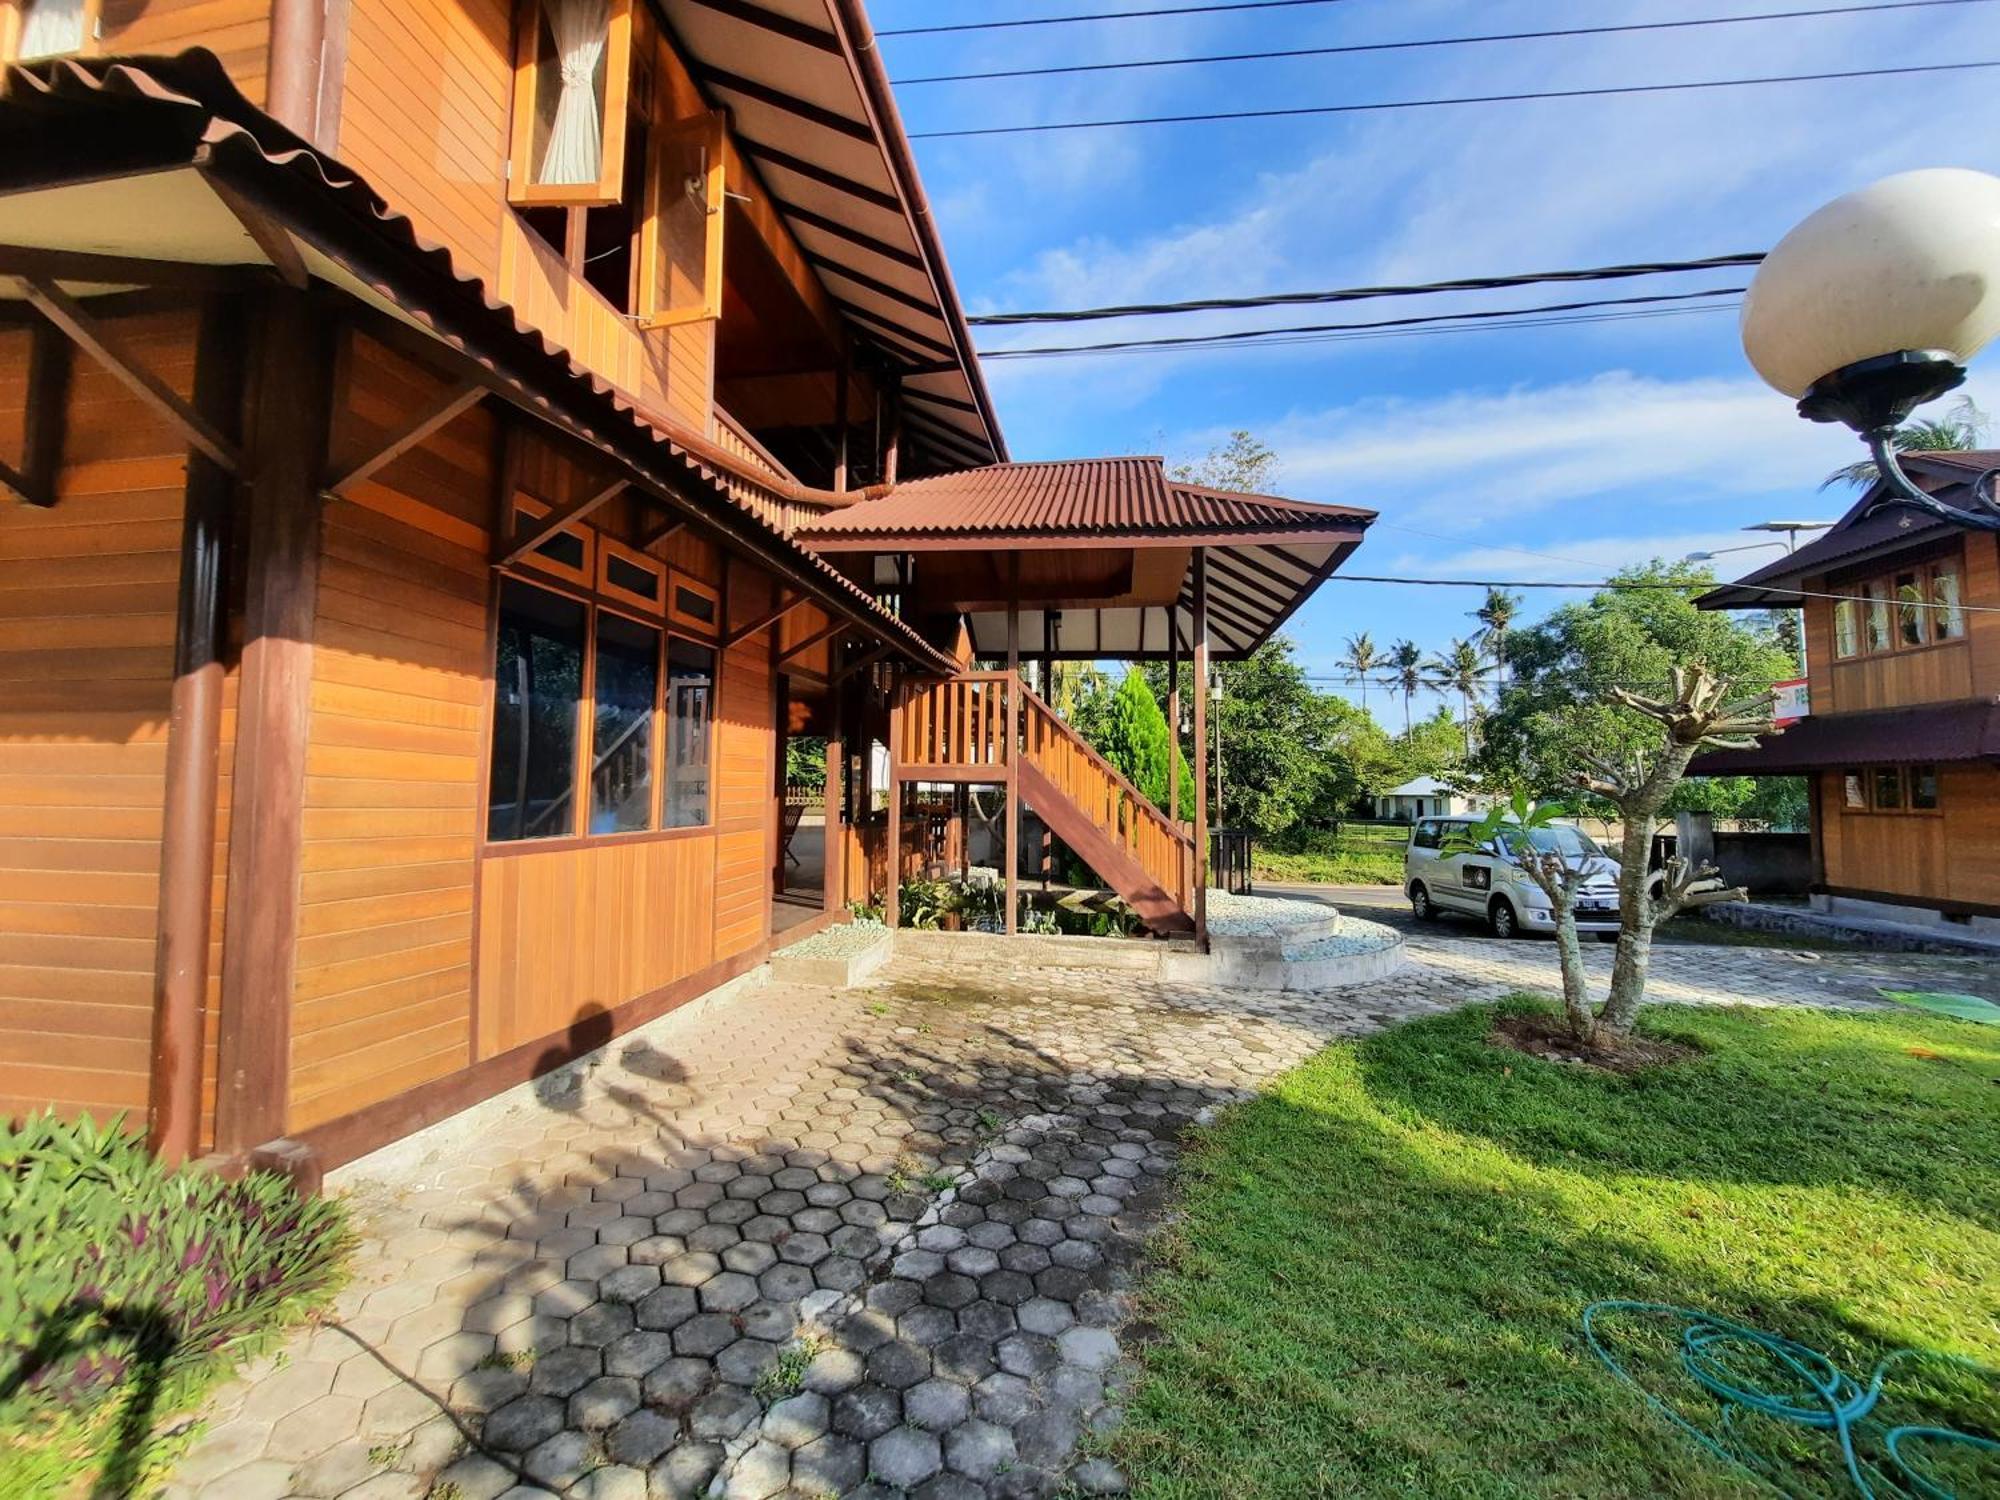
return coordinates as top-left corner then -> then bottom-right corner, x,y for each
1251,846 -> 1404,885
1113,998 -> 2000,1498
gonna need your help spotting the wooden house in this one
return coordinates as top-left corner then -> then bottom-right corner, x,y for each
0,0 -> 1372,1176
1696,450 -> 2000,934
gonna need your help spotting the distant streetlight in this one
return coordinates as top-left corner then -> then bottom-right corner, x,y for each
1684,541 -> 1788,564
1209,672 -> 1225,830
1742,520 -> 1833,551
1741,167 -> 2000,532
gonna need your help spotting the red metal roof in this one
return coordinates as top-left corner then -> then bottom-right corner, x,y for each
797,457 -> 1375,543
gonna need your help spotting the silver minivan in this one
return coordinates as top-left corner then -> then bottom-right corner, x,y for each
1404,816 -> 1623,939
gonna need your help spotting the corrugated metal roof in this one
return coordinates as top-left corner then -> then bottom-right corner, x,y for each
797,457 -> 1375,541
1689,698 -> 2000,773
1702,450 -> 2000,609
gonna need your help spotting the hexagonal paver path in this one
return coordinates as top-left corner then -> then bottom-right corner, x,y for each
165,910 -> 1969,1500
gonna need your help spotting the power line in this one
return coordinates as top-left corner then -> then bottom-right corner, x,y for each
1329,575 -> 2000,614
879,0 -> 1349,37
908,59 -> 2000,138
982,302 -> 1739,360
969,253 -> 1764,327
979,287 -> 1744,359
894,0 -> 1988,85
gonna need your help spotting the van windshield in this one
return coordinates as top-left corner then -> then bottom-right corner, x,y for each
1498,825 -> 1602,861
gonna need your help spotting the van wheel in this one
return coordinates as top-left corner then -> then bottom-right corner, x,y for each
1488,899 -> 1519,940
1409,883 -> 1437,921
1595,930 -> 1619,943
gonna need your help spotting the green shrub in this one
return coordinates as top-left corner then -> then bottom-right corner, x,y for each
0,1113 -> 350,1497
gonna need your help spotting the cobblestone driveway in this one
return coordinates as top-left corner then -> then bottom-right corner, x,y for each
168,916 -> 1993,1500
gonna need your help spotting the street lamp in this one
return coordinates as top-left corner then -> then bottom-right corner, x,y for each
1743,520 -> 1833,551
1208,672 -> 1225,830
1741,167 -> 2000,531
1684,542 -> 1788,563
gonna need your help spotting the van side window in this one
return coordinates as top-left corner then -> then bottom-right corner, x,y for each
1412,821 -> 1438,850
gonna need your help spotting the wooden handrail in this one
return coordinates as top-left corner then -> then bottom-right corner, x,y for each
1018,686 -> 1192,851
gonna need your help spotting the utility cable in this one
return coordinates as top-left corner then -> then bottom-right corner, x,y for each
1327,575 -> 2000,613
908,59 -> 2000,138
969,253 -> 1764,327
879,0 -> 1351,37
978,287 -> 1745,358
894,1 -> 1991,86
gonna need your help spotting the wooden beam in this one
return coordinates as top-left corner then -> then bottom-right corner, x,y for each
737,139 -> 904,214
1192,549 -> 1211,953
328,380 -> 484,494
686,0 -> 842,52
1167,607 -> 1181,825
823,702 -> 846,915
202,170 -> 310,290
1005,595 -> 1020,936
22,277 -> 241,472
700,65 -> 876,143
830,641 -> 892,684
885,685 -> 903,929
768,199 -> 927,273
777,619 -> 848,666
832,353 -> 850,494
0,243 -> 240,290
882,378 -> 902,488
493,477 -> 628,568
216,292 -> 336,1155
726,590 -> 809,647
0,455 -> 41,507
21,316 -> 71,507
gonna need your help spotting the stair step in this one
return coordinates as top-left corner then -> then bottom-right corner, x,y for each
1166,906 -> 1406,990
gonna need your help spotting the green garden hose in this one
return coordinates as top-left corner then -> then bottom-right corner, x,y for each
1582,1301 -> 1998,1498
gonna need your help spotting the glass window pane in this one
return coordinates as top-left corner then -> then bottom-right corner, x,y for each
1833,599 -> 1858,659
532,0 -> 611,188
1910,766 -> 1940,811
1894,571 -> 1924,647
489,581 -> 587,842
1872,767 -> 1903,811
591,613 -> 659,834
19,0 -> 88,59
1842,772 -> 1867,811
1862,581 -> 1891,653
666,639 -> 715,827
1932,567 -> 1966,641
674,583 -> 716,625
605,553 -> 660,602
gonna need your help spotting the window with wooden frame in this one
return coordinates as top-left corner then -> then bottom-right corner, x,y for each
0,0 -> 98,61
598,536 -> 665,613
1831,558 -> 1966,659
1839,764 -> 1943,816
509,494 -> 596,588
669,574 -> 719,636
508,0 -> 635,207
640,110 -> 726,329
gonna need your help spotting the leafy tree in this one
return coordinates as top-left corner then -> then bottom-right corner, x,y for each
1387,639 -> 1424,732
1426,637 -> 1489,752
1822,395 -> 1987,489
1392,707 -> 1468,784
1473,586 -> 1523,686
1476,560 -> 1799,822
1340,632 -> 1382,711
784,735 -> 827,788
1085,670 -> 1183,808
1172,430 -> 1277,492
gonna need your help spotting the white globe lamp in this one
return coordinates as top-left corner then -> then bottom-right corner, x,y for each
1742,168 -> 2000,526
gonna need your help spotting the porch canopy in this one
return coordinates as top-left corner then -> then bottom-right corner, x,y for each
1691,698 -> 2000,775
796,456 -> 1376,660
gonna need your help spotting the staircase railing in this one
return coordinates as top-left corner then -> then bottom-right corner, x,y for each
1018,687 -> 1195,916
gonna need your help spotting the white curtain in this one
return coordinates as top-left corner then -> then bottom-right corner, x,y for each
539,0 -> 610,187
18,0 -> 88,60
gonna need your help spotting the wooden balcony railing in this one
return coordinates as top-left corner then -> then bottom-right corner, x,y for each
895,671 -> 1014,772
1019,687 -> 1194,916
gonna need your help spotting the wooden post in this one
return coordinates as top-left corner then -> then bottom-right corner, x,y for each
882,378 -> 902,487
1005,600 -> 1020,935
831,354 -> 850,493
1166,607 -> 1181,824
149,295 -> 244,1161
824,688 -> 845,914
1192,551 -> 1211,952
885,681 -> 902,930
215,293 -> 336,1156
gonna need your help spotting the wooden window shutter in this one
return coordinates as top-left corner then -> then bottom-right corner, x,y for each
638,110 -> 726,330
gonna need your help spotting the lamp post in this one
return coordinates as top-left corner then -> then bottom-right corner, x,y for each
1209,672 -> 1225,832
1741,168 -> 2000,531
1743,520 -> 1833,552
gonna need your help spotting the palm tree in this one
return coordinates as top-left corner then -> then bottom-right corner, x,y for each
1388,639 -> 1423,733
1472,586 -> 1522,689
1425,637 -> 1487,753
1822,395 -> 1988,489
1340,631 -> 1382,712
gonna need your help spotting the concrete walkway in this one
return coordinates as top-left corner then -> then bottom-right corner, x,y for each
166,910 -> 1994,1500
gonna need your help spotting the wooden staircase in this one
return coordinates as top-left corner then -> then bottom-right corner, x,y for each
893,673 -> 1196,935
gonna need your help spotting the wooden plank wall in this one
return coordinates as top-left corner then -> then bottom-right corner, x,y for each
1967,532 -> 2000,698
102,0 -> 271,106
1819,764 -> 2000,909
289,334 -> 490,1133
338,0 -> 715,433
0,309 -> 197,1128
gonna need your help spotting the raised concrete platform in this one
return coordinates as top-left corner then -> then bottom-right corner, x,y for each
1706,900 -> 2000,957
1162,890 -> 1405,990
768,918 -> 894,987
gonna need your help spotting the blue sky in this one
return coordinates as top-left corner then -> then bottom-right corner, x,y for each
870,0 -> 2000,714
